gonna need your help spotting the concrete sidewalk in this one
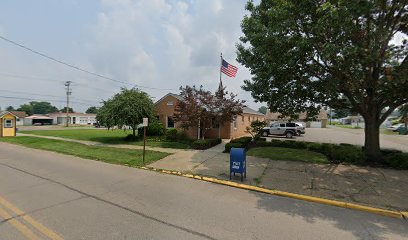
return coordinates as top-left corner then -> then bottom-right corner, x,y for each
150,143 -> 408,212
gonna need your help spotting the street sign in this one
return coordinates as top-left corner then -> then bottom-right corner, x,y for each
143,118 -> 148,127
142,118 -> 148,165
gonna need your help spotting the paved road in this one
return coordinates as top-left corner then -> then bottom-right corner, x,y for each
0,143 -> 406,240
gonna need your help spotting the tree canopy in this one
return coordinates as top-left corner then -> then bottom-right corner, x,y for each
96,88 -> 154,136
237,0 -> 408,161
60,107 -> 74,113
17,101 -> 58,115
258,106 -> 267,114
174,85 -> 245,139
6,106 -> 15,111
86,106 -> 99,114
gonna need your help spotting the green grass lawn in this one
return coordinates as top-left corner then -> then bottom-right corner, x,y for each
20,129 -> 191,149
247,147 -> 329,164
380,129 -> 399,135
0,136 -> 169,167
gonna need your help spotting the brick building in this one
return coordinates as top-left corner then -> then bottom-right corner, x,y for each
155,93 -> 265,139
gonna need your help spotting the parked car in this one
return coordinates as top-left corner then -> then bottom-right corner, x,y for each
295,123 -> 306,135
387,123 -> 405,132
261,122 -> 298,138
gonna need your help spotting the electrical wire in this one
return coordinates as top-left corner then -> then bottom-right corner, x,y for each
0,35 -> 179,91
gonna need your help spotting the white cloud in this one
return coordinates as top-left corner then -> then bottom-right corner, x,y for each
84,0 -> 260,108
0,0 -> 262,112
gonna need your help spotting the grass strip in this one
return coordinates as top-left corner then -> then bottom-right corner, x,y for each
20,129 -> 190,149
1,136 -> 169,167
247,147 -> 329,164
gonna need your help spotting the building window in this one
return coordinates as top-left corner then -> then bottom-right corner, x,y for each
167,116 -> 175,128
167,101 -> 174,106
248,116 -> 250,122
4,119 -> 13,128
242,116 -> 244,122
233,117 -> 237,129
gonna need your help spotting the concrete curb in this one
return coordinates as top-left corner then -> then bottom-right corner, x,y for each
139,166 -> 406,219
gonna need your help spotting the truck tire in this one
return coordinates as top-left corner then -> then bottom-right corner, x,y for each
262,131 -> 268,137
285,131 -> 293,138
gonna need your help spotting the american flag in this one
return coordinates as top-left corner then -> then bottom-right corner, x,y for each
221,59 -> 238,78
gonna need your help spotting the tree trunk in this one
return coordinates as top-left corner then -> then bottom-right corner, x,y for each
363,117 -> 382,163
132,128 -> 136,137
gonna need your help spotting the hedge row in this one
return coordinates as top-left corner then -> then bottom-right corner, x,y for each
224,136 -> 253,152
254,139 -> 408,169
192,138 -> 222,150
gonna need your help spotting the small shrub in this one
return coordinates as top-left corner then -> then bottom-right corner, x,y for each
230,136 -> 252,145
138,121 -> 165,136
176,131 -> 188,141
192,138 -> 221,150
330,145 -> 365,164
384,153 -> 408,170
165,129 -> 178,141
124,134 -> 139,141
192,139 -> 211,149
380,149 -> 402,155
224,142 -> 247,153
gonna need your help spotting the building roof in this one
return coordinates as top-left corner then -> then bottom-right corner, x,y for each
47,112 -> 96,117
242,107 -> 265,116
266,108 -> 328,120
0,111 -> 18,118
10,111 -> 27,119
155,93 -> 183,105
24,115 -> 53,120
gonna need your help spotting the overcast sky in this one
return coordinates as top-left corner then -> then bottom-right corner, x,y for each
0,0 -> 262,113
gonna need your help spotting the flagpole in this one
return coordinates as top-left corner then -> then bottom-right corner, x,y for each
219,52 -> 222,86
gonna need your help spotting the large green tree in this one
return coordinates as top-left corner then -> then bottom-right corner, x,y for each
17,101 -> 58,115
96,88 -> 154,137
237,0 -> 408,162
6,106 -> 15,111
85,106 -> 99,114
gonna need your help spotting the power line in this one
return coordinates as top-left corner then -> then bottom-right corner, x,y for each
0,72 -> 115,94
0,89 -> 100,105
0,95 -> 97,106
0,35 -> 178,91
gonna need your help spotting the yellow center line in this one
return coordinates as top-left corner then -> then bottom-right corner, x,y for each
0,205 -> 40,240
0,195 -> 64,240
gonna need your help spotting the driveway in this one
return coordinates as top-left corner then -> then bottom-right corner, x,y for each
267,127 -> 408,152
1,142 -> 407,239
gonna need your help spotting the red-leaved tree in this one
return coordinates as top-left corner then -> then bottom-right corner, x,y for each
174,85 -> 245,139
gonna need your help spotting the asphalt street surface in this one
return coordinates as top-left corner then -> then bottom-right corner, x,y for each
0,142 -> 407,240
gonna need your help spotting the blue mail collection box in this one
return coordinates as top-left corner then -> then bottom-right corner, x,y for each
230,148 -> 246,182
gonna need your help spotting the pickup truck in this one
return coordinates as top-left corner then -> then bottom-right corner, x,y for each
261,122 -> 299,138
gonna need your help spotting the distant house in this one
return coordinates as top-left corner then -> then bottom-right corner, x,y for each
10,111 -> 27,126
23,115 -> 54,126
0,111 -> 17,137
154,93 -> 266,139
23,112 -> 97,126
47,112 -> 97,125
266,109 -> 328,128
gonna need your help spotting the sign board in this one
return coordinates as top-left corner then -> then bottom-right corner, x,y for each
143,118 -> 148,127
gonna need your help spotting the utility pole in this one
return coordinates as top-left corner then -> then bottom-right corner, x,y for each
65,81 -> 72,127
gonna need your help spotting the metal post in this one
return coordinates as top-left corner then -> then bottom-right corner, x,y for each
143,126 -> 146,165
64,81 -> 72,127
